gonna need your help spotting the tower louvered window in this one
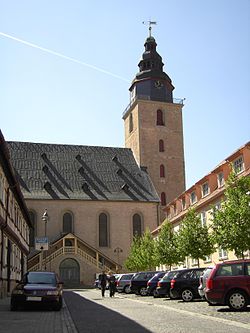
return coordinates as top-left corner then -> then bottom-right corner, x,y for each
161,192 -> 166,206
159,140 -> 164,152
160,164 -> 165,177
156,109 -> 164,126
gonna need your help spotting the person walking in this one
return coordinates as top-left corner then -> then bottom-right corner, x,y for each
108,271 -> 116,297
99,270 -> 108,297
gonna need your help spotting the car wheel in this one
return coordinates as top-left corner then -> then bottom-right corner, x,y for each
181,289 -> 194,302
124,285 -> 131,294
227,290 -> 248,311
169,290 -> 178,299
139,287 -> 148,296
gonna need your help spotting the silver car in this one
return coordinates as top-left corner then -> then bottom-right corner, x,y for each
198,267 -> 214,299
116,273 -> 135,294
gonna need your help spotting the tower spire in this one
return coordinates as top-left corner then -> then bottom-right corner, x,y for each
142,20 -> 157,37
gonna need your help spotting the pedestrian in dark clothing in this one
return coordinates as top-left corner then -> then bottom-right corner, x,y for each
99,270 -> 107,297
108,271 -> 116,297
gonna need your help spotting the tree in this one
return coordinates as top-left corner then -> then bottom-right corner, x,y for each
177,208 -> 214,267
124,235 -> 143,272
124,228 -> 156,271
212,172 -> 250,258
154,220 -> 184,270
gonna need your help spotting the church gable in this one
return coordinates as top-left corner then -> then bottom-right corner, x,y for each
7,141 -> 159,203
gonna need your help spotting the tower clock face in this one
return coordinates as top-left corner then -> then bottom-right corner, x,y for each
154,80 -> 163,89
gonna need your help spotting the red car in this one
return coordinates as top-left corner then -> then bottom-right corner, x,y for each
205,259 -> 250,310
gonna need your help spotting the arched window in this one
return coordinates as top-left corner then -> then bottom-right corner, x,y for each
129,113 -> 133,133
99,213 -> 109,247
63,212 -> 73,234
133,214 -> 142,237
160,164 -> 165,178
29,210 -> 36,247
156,109 -> 164,126
159,140 -> 164,152
161,192 -> 166,206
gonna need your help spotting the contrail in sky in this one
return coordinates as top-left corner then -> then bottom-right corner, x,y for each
0,31 -> 130,83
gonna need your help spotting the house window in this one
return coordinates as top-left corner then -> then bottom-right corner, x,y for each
160,164 -> 165,178
233,156 -> 244,174
133,214 -> 142,237
173,204 -> 177,215
202,182 -> 209,197
190,191 -> 197,205
99,213 -> 109,247
159,140 -> 164,152
129,113 -> 133,133
214,202 -> 221,210
156,109 -> 164,126
218,247 -> 228,260
161,192 -> 166,206
0,172 -> 4,204
191,258 -> 198,266
217,172 -> 224,187
182,197 -> 186,210
204,255 -> 212,263
200,211 -> 207,226
63,212 -> 73,234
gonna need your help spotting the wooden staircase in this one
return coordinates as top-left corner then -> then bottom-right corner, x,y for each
28,233 -> 121,273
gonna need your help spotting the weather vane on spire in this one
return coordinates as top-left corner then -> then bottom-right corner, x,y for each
142,20 -> 157,37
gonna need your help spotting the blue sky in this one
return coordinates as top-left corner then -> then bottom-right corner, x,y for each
1,0 -> 249,189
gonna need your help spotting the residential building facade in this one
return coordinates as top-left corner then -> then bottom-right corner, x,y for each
0,130 -> 31,298
153,141 -> 250,270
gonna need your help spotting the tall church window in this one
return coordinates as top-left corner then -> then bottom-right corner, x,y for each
99,213 -> 109,247
161,192 -> 166,206
160,164 -> 165,178
156,109 -> 164,126
159,140 -> 164,152
63,212 -> 73,234
129,113 -> 133,133
133,214 -> 142,237
29,210 -> 37,247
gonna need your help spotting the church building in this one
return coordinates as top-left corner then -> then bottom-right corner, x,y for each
7,30 -> 185,286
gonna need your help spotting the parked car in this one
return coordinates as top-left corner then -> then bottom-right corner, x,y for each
130,271 -> 159,296
116,273 -> 135,294
154,269 -> 186,298
170,267 -> 206,302
205,259 -> 250,311
198,267 -> 214,302
146,271 -> 166,295
10,271 -> 63,311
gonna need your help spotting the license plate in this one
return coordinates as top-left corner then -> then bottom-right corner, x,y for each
26,296 -> 42,301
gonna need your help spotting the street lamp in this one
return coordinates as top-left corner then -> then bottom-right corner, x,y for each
42,209 -> 49,270
114,247 -> 123,272
42,209 -> 49,237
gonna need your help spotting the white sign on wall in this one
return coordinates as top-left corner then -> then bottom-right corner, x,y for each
35,237 -> 49,251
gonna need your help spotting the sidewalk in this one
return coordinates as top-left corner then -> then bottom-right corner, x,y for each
0,295 -> 77,333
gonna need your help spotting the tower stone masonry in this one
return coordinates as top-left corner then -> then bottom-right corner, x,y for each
123,34 -> 186,214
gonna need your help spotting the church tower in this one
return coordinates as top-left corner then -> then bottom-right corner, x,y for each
123,28 -> 186,212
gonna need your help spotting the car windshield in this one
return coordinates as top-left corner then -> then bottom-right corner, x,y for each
25,272 -> 56,285
162,271 -> 178,281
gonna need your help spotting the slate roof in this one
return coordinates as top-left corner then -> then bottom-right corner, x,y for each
7,141 -> 159,203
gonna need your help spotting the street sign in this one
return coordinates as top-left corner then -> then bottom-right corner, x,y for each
35,237 -> 49,250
